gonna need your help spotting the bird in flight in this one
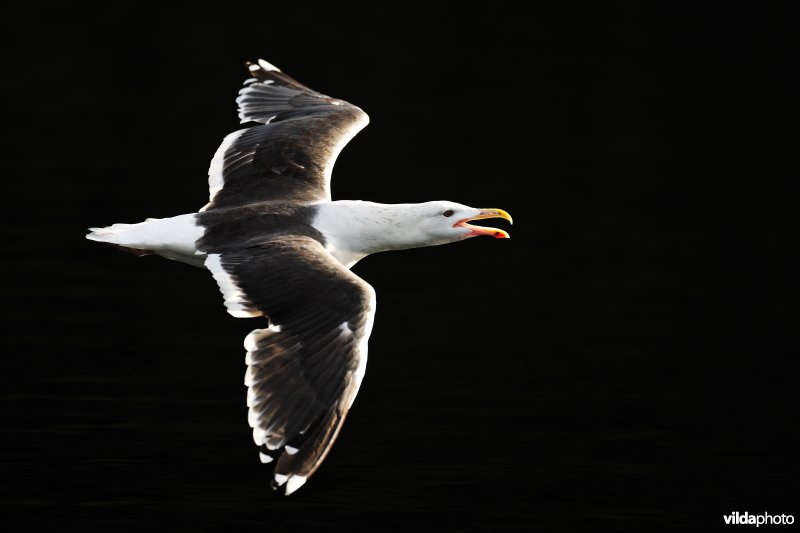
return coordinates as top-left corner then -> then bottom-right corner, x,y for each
86,59 -> 512,495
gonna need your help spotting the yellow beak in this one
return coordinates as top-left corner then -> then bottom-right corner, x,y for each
453,208 -> 513,239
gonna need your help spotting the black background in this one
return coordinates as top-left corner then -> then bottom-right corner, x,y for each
3,4 -> 798,532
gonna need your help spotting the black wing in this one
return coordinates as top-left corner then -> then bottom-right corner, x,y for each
202,59 -> 369,210
204,236 -> 376,495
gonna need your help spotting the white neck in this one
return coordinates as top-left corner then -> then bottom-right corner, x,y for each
311,201 -> 429,267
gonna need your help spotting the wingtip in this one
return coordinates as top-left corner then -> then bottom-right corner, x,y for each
258,58 -> 280,72
284,475 -> 307,496
245,59 -> 281,73
259,452 -> 274,464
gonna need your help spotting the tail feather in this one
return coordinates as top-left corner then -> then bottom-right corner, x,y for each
107,243 -> 155,257
86,223 -> 134,244
85,214 -> 205,267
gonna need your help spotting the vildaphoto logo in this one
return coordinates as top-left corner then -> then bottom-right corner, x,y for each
723,512 -> 795,527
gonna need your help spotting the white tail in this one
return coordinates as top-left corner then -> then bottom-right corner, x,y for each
86,222 -> 136,245
86,214 -> 206,267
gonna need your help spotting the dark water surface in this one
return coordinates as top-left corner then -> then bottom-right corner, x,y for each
3,4 -> 799,532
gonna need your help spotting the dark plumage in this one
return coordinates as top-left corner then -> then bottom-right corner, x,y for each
86,58 -> 511,495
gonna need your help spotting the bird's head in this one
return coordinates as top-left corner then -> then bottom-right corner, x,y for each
410,201 -> 513,246
320,200 -> 512,258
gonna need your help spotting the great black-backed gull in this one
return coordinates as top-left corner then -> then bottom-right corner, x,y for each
86,59 -> 512,495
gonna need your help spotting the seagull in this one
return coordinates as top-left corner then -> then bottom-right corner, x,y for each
86,59 -> 512,495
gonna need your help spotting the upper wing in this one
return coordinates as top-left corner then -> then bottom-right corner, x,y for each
203,236 -> 376,495
202,60 -> 369,211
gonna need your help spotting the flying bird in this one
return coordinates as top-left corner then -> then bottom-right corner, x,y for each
86,59 -> 512,495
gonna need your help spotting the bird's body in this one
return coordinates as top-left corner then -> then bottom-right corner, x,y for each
87,59 -> 511,495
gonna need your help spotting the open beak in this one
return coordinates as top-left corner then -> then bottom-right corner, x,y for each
454,208 -> 513,239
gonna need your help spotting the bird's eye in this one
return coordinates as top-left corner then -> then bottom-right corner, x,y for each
442,209 -> 454,217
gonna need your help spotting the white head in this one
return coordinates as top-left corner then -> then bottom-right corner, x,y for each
313,200 -> 512,264
404,201 -> 513,247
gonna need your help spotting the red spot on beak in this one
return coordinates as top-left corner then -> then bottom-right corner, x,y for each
454,208 -> 512,239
